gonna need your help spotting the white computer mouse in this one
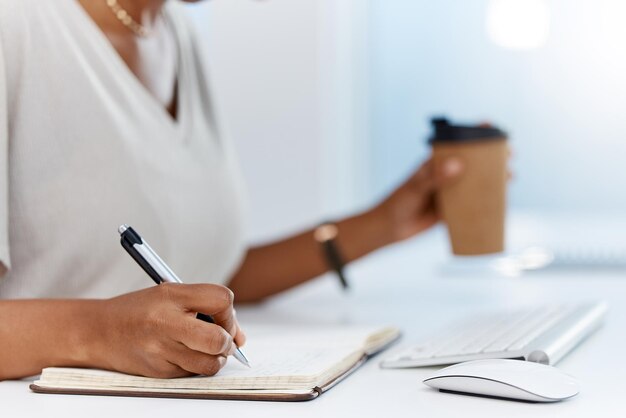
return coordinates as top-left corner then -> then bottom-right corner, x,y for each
423,359 -> 580,402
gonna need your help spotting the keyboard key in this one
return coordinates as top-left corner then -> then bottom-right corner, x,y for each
507,307 -> 574,351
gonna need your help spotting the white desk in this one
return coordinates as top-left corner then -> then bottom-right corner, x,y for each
3,216 -> 625,417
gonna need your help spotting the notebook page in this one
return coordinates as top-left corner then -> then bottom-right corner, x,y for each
37,326 -> 397,391
40,343 -> 357,391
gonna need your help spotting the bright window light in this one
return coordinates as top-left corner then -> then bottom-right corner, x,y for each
486,0 -> 551,50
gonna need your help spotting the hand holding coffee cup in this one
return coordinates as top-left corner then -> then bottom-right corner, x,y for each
429,118 -> 509,256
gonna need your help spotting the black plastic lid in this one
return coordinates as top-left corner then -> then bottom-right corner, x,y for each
428,117 -> 506,144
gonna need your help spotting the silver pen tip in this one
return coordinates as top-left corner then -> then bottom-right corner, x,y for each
234,348 -> 251,368
118,224 -> 129,235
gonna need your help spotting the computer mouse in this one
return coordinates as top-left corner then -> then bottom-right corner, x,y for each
423,359 -> 579,402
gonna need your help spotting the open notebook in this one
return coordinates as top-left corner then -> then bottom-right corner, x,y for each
31,325 -> 400,401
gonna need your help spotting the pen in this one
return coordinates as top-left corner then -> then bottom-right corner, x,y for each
118,224 -> 251,368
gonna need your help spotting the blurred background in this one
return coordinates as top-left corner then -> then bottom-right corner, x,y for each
186,0 -> 626,262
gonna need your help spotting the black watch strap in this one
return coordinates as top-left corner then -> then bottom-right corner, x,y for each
314,223 -> 349,290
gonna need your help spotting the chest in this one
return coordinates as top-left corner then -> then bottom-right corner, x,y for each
2,8 -> 247,289
105,29 -> 179,120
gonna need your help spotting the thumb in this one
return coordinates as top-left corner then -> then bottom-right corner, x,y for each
437,157 -> 464,184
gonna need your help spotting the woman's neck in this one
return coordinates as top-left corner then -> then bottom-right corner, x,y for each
117,0 -> 166,26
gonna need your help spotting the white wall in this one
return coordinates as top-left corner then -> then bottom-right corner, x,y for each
185,0 -> 626,245
367,0 -> 626,214
187,1 -> 369,243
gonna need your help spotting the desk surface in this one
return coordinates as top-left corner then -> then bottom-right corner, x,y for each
3,215 -> 625,417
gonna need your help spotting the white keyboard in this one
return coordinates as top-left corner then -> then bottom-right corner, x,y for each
381,302 -> 608,368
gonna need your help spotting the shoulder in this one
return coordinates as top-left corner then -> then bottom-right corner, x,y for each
0,0 -> 77,43
0,0 -> 58,55
0,0 -> 27,38
164,1 -> 192,31
164,1 -> 195,26
0,0 -> 78,82
165,1 -> 213,88
0,0 -> 47,32
164,1 -> 206,53
0,0 -> 31,94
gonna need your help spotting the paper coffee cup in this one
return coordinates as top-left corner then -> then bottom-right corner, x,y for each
429,118 -> 508,256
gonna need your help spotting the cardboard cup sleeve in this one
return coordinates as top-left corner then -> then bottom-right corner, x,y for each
432,138 -> 508,256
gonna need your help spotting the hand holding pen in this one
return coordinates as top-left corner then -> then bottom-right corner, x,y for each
118,225 -> 250,369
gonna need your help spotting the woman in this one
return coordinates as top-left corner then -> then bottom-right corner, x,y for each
0,0 -> 462,380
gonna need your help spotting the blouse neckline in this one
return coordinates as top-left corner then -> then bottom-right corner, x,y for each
65,0 -> 191,141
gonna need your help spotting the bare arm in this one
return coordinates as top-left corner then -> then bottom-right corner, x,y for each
0,299 -> 104,379
228,159 -> 463,303
228,210 -> 394,303
0,284 -> 244,381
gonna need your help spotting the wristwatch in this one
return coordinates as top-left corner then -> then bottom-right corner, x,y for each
314,223 -> 349,290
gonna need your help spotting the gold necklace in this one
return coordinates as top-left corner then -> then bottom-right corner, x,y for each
105,0 -> 151,37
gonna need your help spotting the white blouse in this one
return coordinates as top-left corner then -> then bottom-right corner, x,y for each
0,0 -> 248,298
